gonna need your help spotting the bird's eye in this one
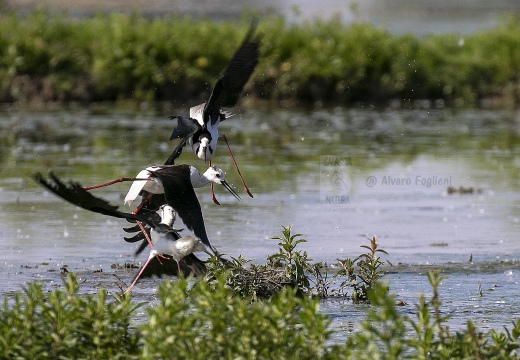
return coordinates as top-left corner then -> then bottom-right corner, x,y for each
215,173 -> 221,178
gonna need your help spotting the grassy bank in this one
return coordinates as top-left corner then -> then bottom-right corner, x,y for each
0,11 -> 520,108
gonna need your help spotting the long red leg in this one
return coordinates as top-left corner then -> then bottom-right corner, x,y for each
220,134 -> 253,198
176,260 -> 182,276
209,160 -> 220,205
132,193 -> 154,249
124,256 -> 155,294
83,177 -> 150,191
132,193 -> 153,214
135,221 -> 154,249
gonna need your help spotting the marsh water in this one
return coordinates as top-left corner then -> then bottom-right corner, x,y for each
1,106 -> 519,340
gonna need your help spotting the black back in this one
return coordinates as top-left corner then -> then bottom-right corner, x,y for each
153,165 -> 211,248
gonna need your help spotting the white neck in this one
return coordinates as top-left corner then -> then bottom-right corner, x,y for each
189,166 -> 209,188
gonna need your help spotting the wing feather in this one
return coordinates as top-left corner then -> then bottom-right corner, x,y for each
153,166 -> 211,248
204,20 -> 260,124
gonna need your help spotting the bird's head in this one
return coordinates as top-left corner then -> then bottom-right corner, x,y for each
202,166 -> 225,183
196,136 -> 213,163
202,166 -> 241,201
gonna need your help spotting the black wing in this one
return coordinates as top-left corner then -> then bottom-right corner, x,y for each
153,165 -> 212,248
33,172 -> 154,228
204,20 -> 260,125
166,115 -> 200,165
123,193 -> 170,255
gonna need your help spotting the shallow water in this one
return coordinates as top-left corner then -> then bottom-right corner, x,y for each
1,106 -> 519,337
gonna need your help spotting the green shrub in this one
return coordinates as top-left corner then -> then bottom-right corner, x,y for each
1,11 -> 520,106
1,267 -> 519,358
139,276 -> 333,359
0,273 -> 140,359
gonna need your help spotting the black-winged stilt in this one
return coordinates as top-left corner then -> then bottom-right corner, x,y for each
81,164 -> 238,250
32,173 -> 211,289
124,205 -> 209,293
122,164 -> 240,205
84,164 -> 238,263
166,21 -> 260,202
127,205 -> 206,279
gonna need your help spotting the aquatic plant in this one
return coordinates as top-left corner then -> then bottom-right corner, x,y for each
205,227 -> 391,302
204,225 -> 312,300
140,276 -> 333,359
0,273 -> 140,359
333,236 -> 389,302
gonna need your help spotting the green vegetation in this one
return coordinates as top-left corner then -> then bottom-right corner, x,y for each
204,227 -> 386,302
1,227 -> 519,358
205,225 -> 313,300
1,11 -> 519,107
2,272 -> 519,359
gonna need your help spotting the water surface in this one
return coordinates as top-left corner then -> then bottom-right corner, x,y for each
1,106 -> 519,337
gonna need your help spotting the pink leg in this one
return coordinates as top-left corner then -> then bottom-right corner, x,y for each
83,177 -> 150,191
132,193 -> 153,214
209,160 -> 220,205
132,193 -> 154,249
220,134 -> 253,198
124,256 -> 154,294
136,221 -> 154,249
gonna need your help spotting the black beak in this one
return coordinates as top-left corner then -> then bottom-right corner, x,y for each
221,180 -> 241,201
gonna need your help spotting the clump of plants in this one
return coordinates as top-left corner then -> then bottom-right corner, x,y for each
204,226 -> 390,303
204,225 -> 312,300
0,273 -> 140,359
344,271 -> 520,359
140,276 -> 333,359
333,236 -> 389,302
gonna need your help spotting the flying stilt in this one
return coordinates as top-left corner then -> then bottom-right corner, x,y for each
166,20 -> 260,203
123,165 -> 240,205
84,164 -> 240,258
79,164 -> 239,251
32,173 -> 211,290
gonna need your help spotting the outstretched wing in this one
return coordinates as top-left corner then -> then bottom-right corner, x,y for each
33,172 -> 153,228
204,20 -> 260,125
169,115 -> 200,141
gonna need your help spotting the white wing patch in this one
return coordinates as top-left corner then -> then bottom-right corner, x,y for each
189,103 -> 205,126
124,168 -> 159,205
